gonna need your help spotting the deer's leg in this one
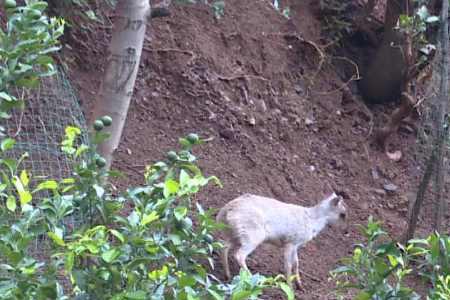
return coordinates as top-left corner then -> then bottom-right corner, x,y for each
234,232 -> 263,272
284,244 -> 296,288
234,243 -> 257,271
293,249 -> 302,289
221,240 -> 232,280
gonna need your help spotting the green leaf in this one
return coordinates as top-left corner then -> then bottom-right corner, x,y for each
20,169 -> 29,187
0,92 -> 13,101
207,289 -> 223,300
174,206 -> 188,221
65,252 -> 74,273
6,195 -> 16,212
142,211 -> 159,226
278,282 -> 294,300
110,229 -> 125,243
180,169 -> 191,187
148,265 -> 169,281
34,180 -> 58,192
125,290 -> 147,300
48,232 -> 65,246
93,184 -> 105,198
231,290 -> 254,300
1,138 -> 15,151
19,191 -> 32,205
35,55 -> 54,65
101,248 -> 121,263
179,137 -> 191,148
354,291 -> 371,300
331,266 -> 354,274
163,179 -> 179,197
29,1 -> 48,11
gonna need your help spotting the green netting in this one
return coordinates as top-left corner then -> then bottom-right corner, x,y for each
4,68 -> 89,182
1,67 -> 89,267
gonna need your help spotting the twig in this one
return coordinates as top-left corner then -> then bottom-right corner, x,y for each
318,75 -> 360,96
299,269 -> 321,282
281,33 -> 326,87
142,47 -> 197,65
217,74 -> 269,82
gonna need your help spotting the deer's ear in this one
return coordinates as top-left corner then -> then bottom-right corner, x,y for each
331,195 -> 340,207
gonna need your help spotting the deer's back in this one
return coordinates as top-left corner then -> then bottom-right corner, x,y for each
218,194 -> 310,244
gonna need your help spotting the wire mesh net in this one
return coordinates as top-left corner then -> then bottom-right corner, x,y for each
4,68 -> 88,182
1,67 -> 89,287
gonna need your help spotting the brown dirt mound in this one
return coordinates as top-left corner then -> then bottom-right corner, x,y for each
66,0 -> 446,298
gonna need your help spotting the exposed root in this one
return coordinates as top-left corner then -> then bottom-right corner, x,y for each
216,74 -> 269,82
375,92 -> 416,156
142,46 -> 197,65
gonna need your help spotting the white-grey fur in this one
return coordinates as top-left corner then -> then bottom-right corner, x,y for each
216,192 -> 347,289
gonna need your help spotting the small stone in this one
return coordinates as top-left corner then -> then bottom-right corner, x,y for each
305,117 -> 314,126
273,108 -> 282,115
359,201 -> 369,210
330,158 -> 343,170
336,110 -> 342,116
219,128 -> 234,139
371,167 -> 380,180
248,116 -> 256,126
383,183 -> 398,192
309,165 -> 316,172
294,85 -> 304,95
373,189 -> 386,197
256,99 -> 267,113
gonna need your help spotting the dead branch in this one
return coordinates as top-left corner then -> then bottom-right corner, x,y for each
375,92 -> 416,150
216,74 -> 269,82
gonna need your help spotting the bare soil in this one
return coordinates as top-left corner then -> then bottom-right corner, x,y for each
65,0 -> 448,298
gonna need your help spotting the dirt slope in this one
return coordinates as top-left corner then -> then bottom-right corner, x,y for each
67,0 -> 441,298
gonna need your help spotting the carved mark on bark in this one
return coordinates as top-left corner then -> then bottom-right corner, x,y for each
105,47 -> 137,93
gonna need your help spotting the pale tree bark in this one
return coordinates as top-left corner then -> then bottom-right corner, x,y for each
89,0 -> 151,170
405,0 -> 448,240
432,0 -> 448,233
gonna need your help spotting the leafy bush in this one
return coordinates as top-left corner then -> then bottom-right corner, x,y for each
0,2 -> 296,299
0,121 -> 295,299
332,218 -> 450,299
45,0 -> 116,24
409,233 -> 450,299
0,0 -> 64,123
331,217 -> 418,300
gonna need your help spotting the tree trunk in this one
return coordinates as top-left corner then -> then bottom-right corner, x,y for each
405,0 -> 448,239
89,0 -> 151,170
432,0 -> 448,233
359,0 -> 409,104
